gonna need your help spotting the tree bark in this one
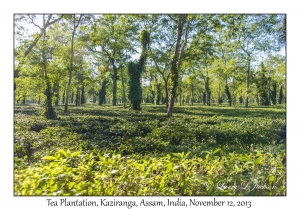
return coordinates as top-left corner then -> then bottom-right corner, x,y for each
150,50 -> 170,108
191,82 -> 194,106
163,77 -> 169,108
245,56 -> 251,108
64,15 -> 82,113
80,86 -> 85,104
112,61 -> 117,106
205,77 -> 211,106
167,15 -> 187,118
120,65 -> 126,108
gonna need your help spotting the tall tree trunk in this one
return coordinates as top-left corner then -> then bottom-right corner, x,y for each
41,16 -> 56,119
267,78 -> 271,105
54,89 -> 59,106
167,15 -> 188,118
232,77 -> 235,105
120,65 -> 126,108
217,82 -> 220,105
205,77 -> 211,106
64,15 -> 82,113
191,83 -> 194,106
278,85 -> 283,104
245,56 -> 251,108
75,88 -> 80,106
54,81 -> 59,106
270,81 -> 277,105
64,69 -> 72,112
163,78 -> 169,108
80,86 -> 85,104
150,50 -> 169,108
70,91 -> 74,104
112,61 -> 117,106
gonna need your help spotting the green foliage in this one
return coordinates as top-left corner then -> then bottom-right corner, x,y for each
14,147 -> 285,196
44,80 -> 57,119
14,14 -> 286,196
155,83 -> 162,105
99,81 -> 108,105
14,104 -> 286,196
225,84 -> 232,106
128,29 -> 150,110
270,81 -> 277,105
255,62 -> 270,106
278,86 -> 283,104
128,62 -> 142,110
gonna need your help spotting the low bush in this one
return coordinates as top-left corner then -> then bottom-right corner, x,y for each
14,104 -> 286,195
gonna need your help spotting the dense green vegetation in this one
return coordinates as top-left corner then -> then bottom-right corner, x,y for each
14,104 -> 286,195
14,14 -> 286,196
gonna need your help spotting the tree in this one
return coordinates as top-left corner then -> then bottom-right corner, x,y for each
270,81 -> 277,105
147,15 -> 174,108
189,32 -> 216,106
14,14 -> 64,92
41,15 -> 57,118
167,14 -> 190,117
224,15 -> 280,108
277,14 -> 286,49
127,29 -> 150,110
225,84 -> 232,106
264,54 -> 286,105
90,15 -> 138,106
278,85 -> 283,104
255,61 -> 270,106
99,80 -> 108,105
64,14 -> 83,113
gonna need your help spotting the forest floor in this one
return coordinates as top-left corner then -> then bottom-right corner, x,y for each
14,103 -> 286,196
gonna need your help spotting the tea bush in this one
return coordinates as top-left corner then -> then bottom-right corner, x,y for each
14,148 -> 286,196
14,104 -> 286,195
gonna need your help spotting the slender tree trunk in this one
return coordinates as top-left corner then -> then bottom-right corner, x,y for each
205,77 -> 211,106
167,15 -> 187,118
163,78 -> 169,108
217,82 -> 221,105
278,85 -> 283,104
232,77 -> 235,105
112,61 -> 117,106
41,16 -> 56,119
191,83 -> 194,106
256,93 -> 259,106
120,65 -> 126,108
64,15 -> 82,113
55,89 -> 59,106
80,86 -> 85,104
245,56 -> 251,108
267,78 -> 271,105
75,88 -> 80,106
54,81 -> 59,106
70,91 -> 74,104
64,70 -> 72,112
179,93 -> 182,106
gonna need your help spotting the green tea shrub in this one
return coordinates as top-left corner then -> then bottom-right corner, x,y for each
14,104 -> 286,196
14,148 -> 285,196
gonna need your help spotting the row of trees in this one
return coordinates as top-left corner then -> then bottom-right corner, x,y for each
14,14 -> 286,118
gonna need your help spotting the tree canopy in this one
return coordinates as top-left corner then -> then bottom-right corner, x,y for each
14,14 -> 286,118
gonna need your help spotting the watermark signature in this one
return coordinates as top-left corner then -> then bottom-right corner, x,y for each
202,182 -> 277,193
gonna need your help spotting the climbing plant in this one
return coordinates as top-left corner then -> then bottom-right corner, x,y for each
127,29 -> 150,110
